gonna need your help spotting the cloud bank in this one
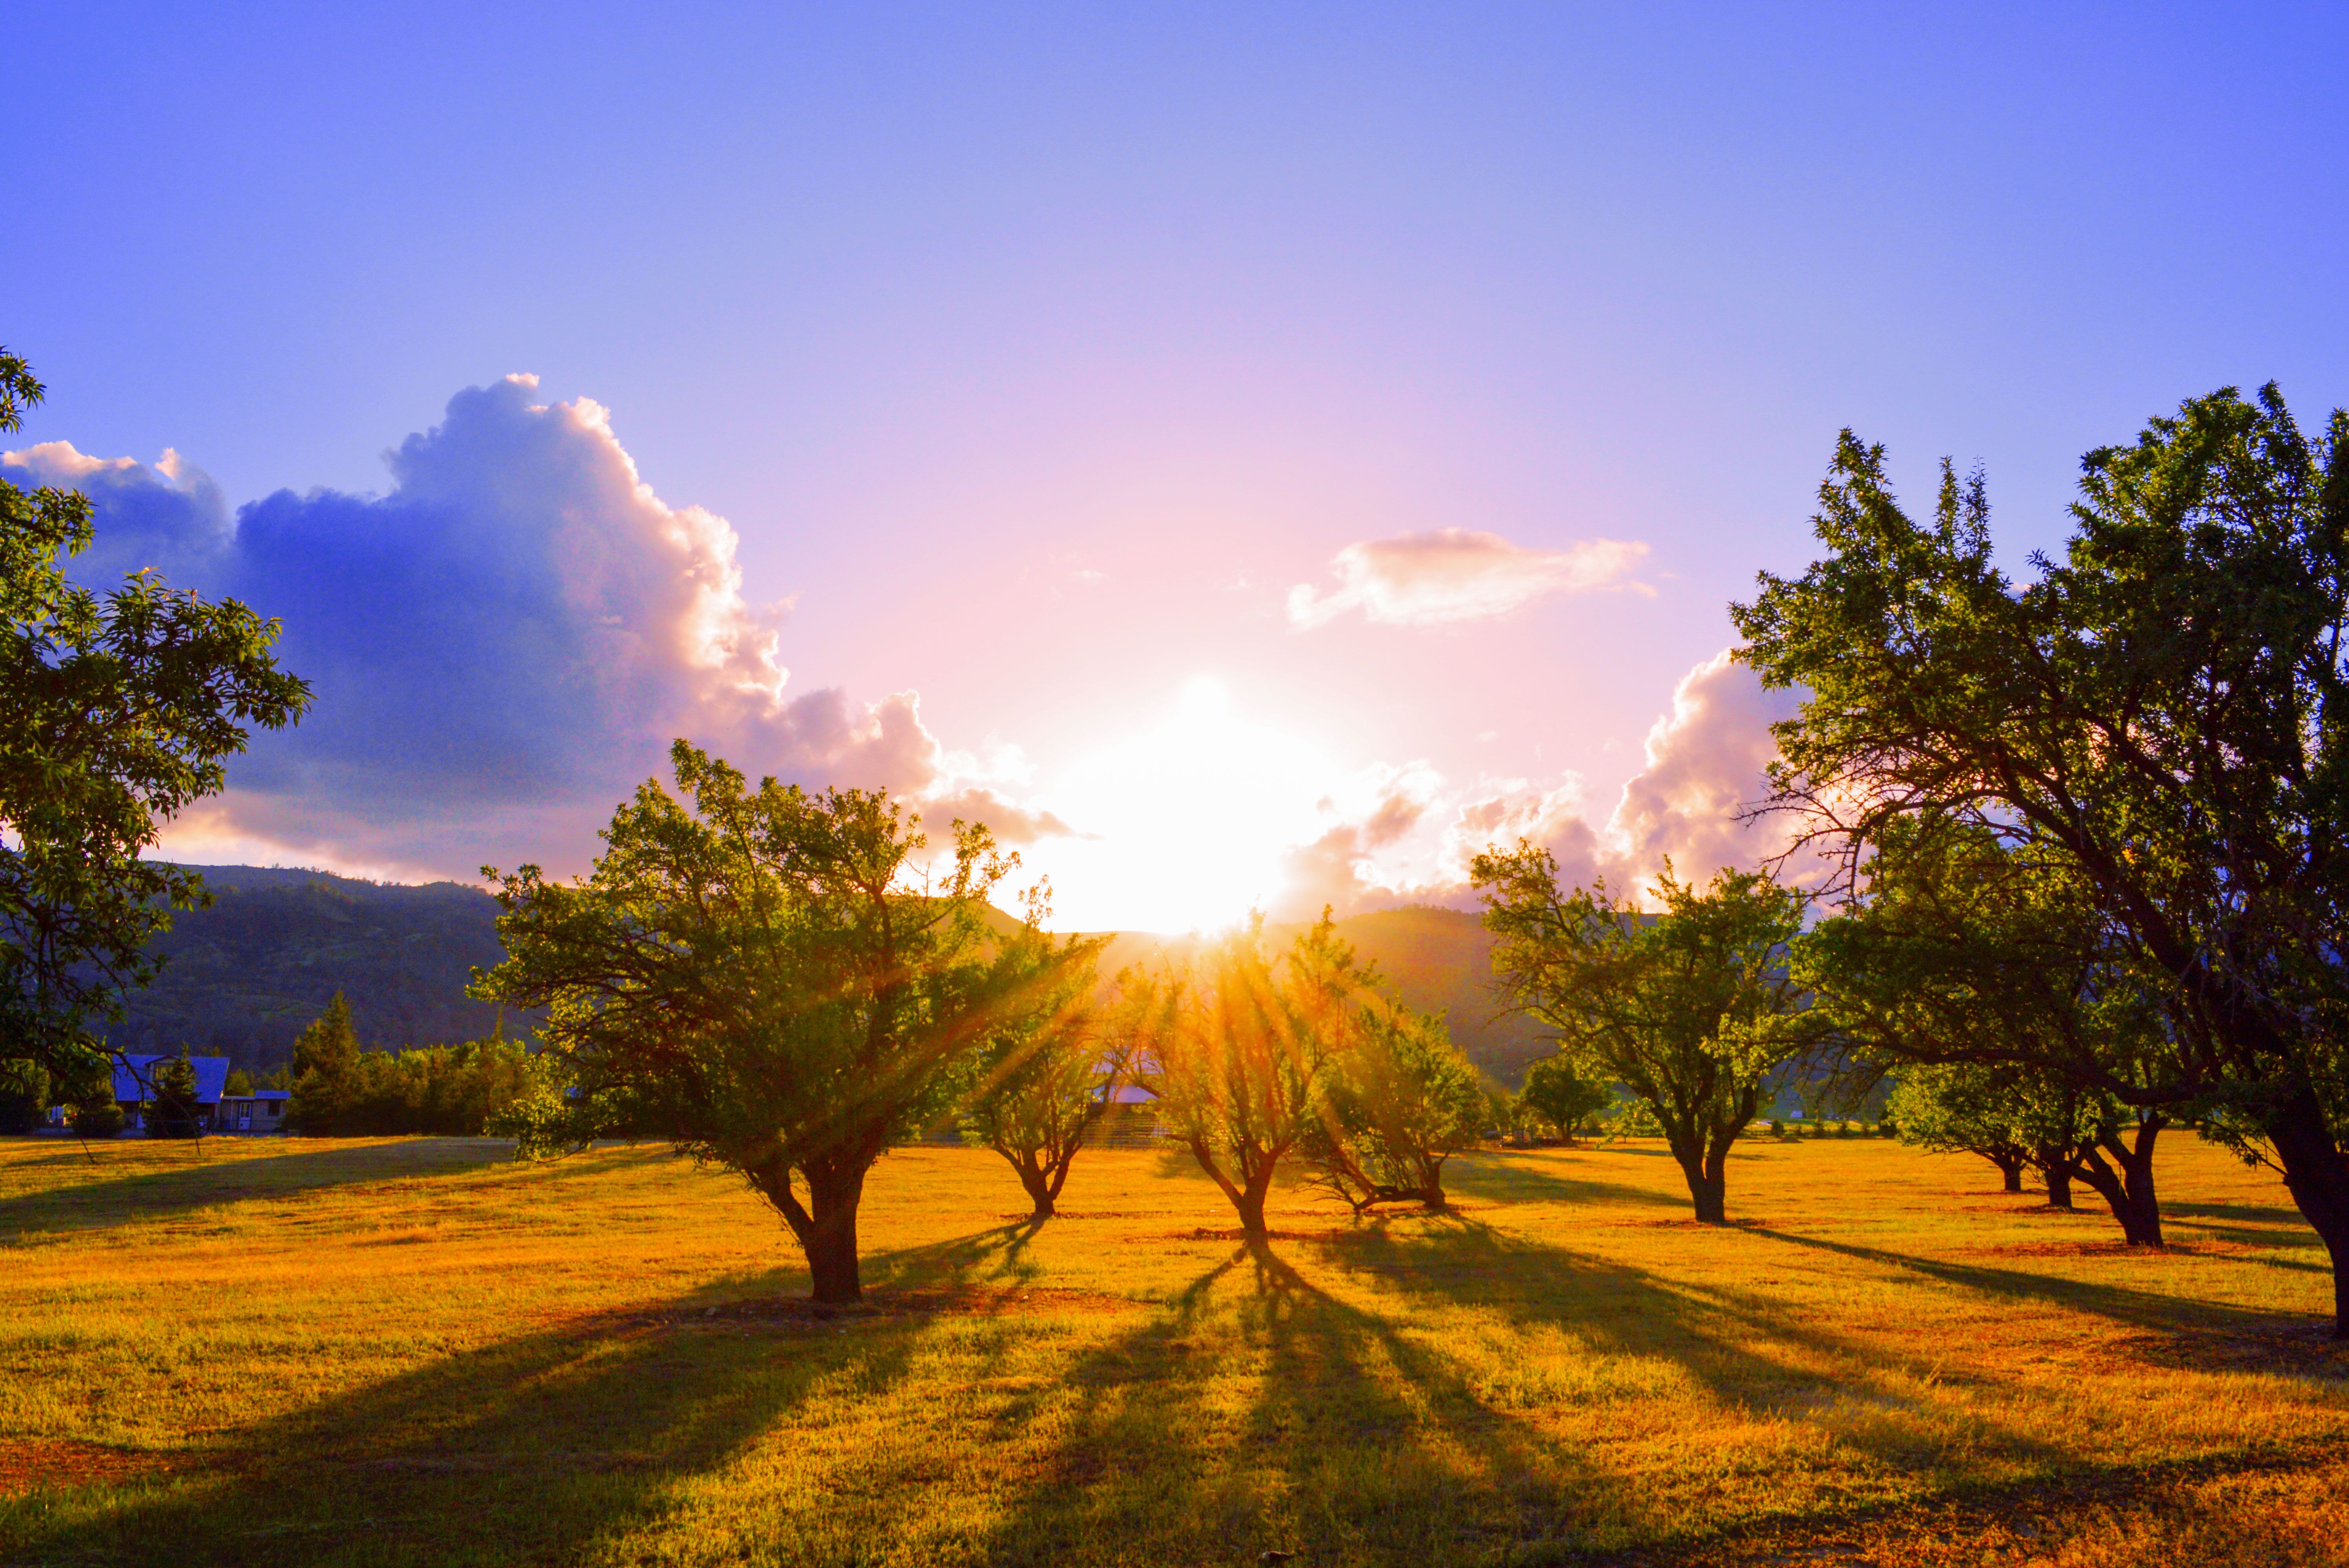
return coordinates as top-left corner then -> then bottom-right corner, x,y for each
1263,650 -> 1806,920
6,376 -> 1061,876
1287,527 -> 1648,629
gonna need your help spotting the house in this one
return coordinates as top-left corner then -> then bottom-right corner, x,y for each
214,1090 -> 291,1133
110,1055 -> 233,1131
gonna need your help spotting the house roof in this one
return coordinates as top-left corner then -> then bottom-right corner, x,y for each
112,1055 -> 232,1105
224,1090 -> 291,1102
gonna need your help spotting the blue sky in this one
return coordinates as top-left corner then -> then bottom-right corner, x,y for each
8,4 -> 2346,927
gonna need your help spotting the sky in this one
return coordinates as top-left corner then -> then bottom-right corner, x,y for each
7,3 -> 2347,931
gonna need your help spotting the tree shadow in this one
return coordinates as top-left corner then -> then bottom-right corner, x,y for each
0,1139 -> 520,1238
6,1266 -> 1022,1566
1443,1158 -> 1685,1209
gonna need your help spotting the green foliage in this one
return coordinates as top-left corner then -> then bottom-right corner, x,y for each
223,1069 -> 253,1097
69,1078 -> 123,1138
1516,1054 -> 1610,1140
0,1060 -> 48,1133
1133,912 -> 1373,1235
287,994 -> 361,1134
961,903 -> 1113,1219
1302,1002 -> 1486,1212
0,348 -> 311,1089
474,740 -> 1063,1301
1738,387 -> 2349,1292
1473,852 -> 1811,1221
142,1050 -> 203,1139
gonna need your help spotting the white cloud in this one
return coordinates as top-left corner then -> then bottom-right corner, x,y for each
5,376 -> 1070,875
1287,527 -> 1649,630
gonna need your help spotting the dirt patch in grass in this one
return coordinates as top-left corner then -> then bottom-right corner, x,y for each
0,1439 -> 183,1494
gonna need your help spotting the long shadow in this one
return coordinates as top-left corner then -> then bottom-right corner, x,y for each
4,1260 -> 1033,1566
1443,1158 -> 1685,1209
0,1139 -> 520,1238
1747,1226 -> 2318,1330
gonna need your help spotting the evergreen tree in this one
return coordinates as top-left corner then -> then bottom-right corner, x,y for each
287,993 -> 360,1134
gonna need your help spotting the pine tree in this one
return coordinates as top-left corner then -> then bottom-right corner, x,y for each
287,993 -> 359,1134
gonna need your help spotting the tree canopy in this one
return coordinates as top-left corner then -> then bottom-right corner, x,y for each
1737,386 -> 2349,1324
1473,854 -> 1809,1223
0,346 -> 310,1084
474,741 -> 1086,1301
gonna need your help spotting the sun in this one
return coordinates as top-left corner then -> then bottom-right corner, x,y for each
1023,677 -> 1337,933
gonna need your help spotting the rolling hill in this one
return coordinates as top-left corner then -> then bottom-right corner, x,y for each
116,870 -> 1553,1082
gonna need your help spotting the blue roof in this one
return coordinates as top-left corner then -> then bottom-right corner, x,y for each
111,1055 -> 232,1105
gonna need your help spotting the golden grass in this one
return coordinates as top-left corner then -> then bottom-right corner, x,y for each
0,1131 -> 2339,1565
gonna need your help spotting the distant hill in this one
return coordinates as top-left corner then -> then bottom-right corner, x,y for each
1091,905 -> 1551,1084
110,866 -> 510,1070
118,870 -> 1552,1084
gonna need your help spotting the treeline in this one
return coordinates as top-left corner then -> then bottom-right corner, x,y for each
283,993 -> 546,1137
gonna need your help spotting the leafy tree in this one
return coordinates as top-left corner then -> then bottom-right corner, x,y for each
223,1069 -> 253,1098
1301,1002 -> 1485,1212
0,346 -> 309,1091
1736,399 -> 2349,1292
1517,1054 -> 1610,1143
475,740 -> 1070,1302
141,1049 -> 204,1140
1134,913 -> 1371,1238
287,993 -> 361,1135
962,907 -> 1114,1221
0,1060 -> 48,1134
69,1073 -> 124,1139
1473,854 -> 1810,1223
1799,817 -> 2176,1243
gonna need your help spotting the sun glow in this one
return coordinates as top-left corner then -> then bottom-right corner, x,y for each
1024,677 -> 1337,933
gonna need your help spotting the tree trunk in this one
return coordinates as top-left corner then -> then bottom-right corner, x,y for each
2073,1121 -> 2164,1247
762,1158 -> 870,1303
1018,1161 -> 1057,1221
2265,1086 -> 2349,1339
1987,1150 -> 2025,1193
1672,1142 -> 1729,1223
2033,1146 -> 2075,1210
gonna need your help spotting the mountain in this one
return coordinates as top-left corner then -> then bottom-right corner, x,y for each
109,866 -> 510,1070
117,870 -> 1551,1084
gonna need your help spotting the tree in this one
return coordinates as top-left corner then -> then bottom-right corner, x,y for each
0,1060 -> 48,1134
287,993 -> 360,1135
1736,395 -> 2349,1297
1797,817 -> 2176,1244
1301,1001 -> 1486,1213
1134,913 -> 1371,1238
1885,1065 -> 2034,1193
0,346 -> 310,1091
1472,854 -> 1810,1223
962,907 -> 1114,1221
1517,1054 -> 1611,1143
223,1069 -> 253,1098
69,1072 -> 124,1139
474,740 -> 1072,1302
140,1049 -> 204,1140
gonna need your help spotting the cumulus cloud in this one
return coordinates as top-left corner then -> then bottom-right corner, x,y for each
1264,650 -> 1807,921
1287,527 -> 1648,630
5,376 -> 1066,875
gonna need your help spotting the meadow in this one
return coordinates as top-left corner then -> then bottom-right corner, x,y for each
0,1132 -> 2341,1567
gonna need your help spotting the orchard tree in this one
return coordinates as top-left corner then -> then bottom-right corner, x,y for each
1517,1054 -> 1610,1143
1473,855 -> 1810,1223
1134,913 -> 1372,1238
476,742 -> 1079,1302
963,905 -> 1115,1221
1301,1002 -> 1485,1212
1884,1064 -> 2034,1193
1739,396 -> 2349,1292
0,347 -> 310,1089
1799,817 -> 2176,1244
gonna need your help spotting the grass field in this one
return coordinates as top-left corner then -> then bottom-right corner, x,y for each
0,1131 -> 2342,1566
